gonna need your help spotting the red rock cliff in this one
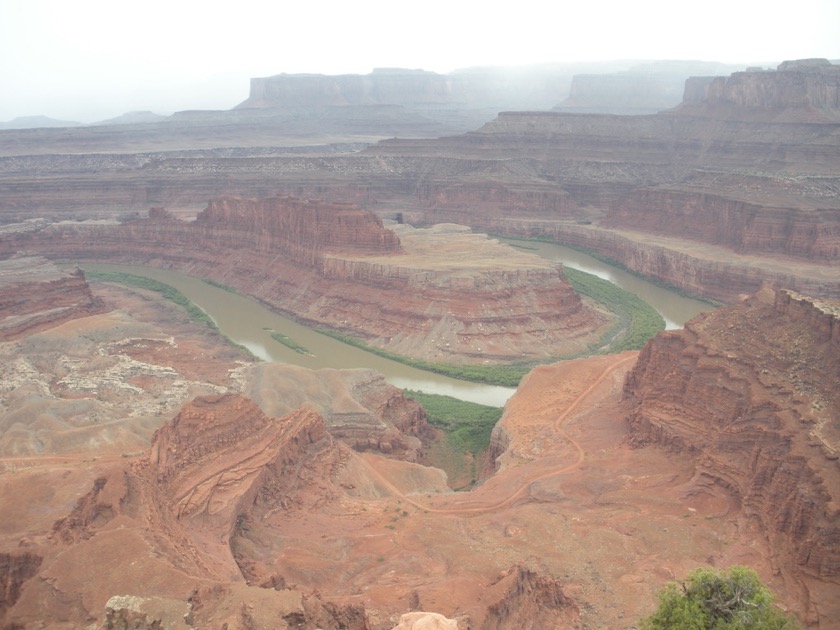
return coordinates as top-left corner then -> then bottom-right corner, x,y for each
682,59 -> 840,112
604,186 -> 840,261
0,197 -> 604,363
0,255 -> 104,340
623,286 -> 840,620
196,195 -> 402,266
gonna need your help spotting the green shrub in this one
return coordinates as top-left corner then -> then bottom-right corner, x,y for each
564,266 -> 665,353
202,278 -> 242,295
270,331 -> 311,355
640,566 -> 799,629
404,390 -> 502,455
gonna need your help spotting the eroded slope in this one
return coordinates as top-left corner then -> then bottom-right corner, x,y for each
1,197 -> 609,363
624,285 -> 840,624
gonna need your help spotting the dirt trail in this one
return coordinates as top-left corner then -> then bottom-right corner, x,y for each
353,354 -> 636,516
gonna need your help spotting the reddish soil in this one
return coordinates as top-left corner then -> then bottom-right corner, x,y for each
1,260 -> 834,629
232,352 -> 778,628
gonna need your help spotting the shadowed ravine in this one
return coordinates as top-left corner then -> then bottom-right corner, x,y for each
349,353 -> 637,515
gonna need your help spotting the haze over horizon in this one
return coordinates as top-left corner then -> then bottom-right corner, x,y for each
2,0 -> 839,123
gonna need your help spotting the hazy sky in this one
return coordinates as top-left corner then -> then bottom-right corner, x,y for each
2,0 -> 839,122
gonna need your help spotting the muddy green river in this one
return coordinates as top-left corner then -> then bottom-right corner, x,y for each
82,241 -> 712,407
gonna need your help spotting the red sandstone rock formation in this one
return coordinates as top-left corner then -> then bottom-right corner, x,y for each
0,255 -> 104,340
0,553 -> 42,618
196,195 -> 403,264
241,364 -> 434,462
1,62 -> 837,304
0,196 -> 605,363
623,286 -> 840,623
5,394 -> 375,628
479,565 -> 579,629
603,185 -> 840,262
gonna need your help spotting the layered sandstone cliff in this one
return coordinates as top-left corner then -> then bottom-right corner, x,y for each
0,254 -> 104,341
0,196 -> 607,363
238,66 -> 576,112
7,394 -> 374,629
240,364 -> 433,462
365,63 -> 840,300
148,395 -> 332,542
682,59 -> 840,114
602,183 -> 840,261
623,286 -> 840,621
1,62 -> 837,306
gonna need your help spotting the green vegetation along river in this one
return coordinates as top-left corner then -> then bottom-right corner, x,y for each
82,263 -> 517,406
81,245 -> 712,406
500,238 -> 713,329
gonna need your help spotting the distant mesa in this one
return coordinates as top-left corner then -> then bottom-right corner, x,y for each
679,58 -> 840,114
0,111 -> 168,130
94,110 -> 168,126
237,63 -> 645,113
0,115 -> 82,130
555,60 -> 746,114
237,66 -> 566,111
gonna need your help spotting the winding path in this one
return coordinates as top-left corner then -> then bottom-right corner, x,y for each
348,353 -> 637,516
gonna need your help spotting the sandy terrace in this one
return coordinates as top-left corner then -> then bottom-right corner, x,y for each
341,223 -> 560,273
0,282 -> 252,457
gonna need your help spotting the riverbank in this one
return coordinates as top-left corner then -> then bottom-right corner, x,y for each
88,265 -> 664,389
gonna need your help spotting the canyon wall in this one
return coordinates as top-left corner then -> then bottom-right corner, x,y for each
239,65 -> 581,112
623,287 -> 840,621
603,186 -> 840,261
0,255 -> 104,340
0,197 -> 605,363
682,59 -> 840,111
1,60 -> 837,306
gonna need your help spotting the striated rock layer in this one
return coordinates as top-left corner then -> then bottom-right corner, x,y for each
1,62 -> 838,303
363,61 -> 840,300
624,286 -> 840,622
241,364 -> 433,462
0,196 -> 606,363
6,394 -> 372,629
682,58 -> 840,114
0,255 -> 104,340
1,384 -> 587,629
